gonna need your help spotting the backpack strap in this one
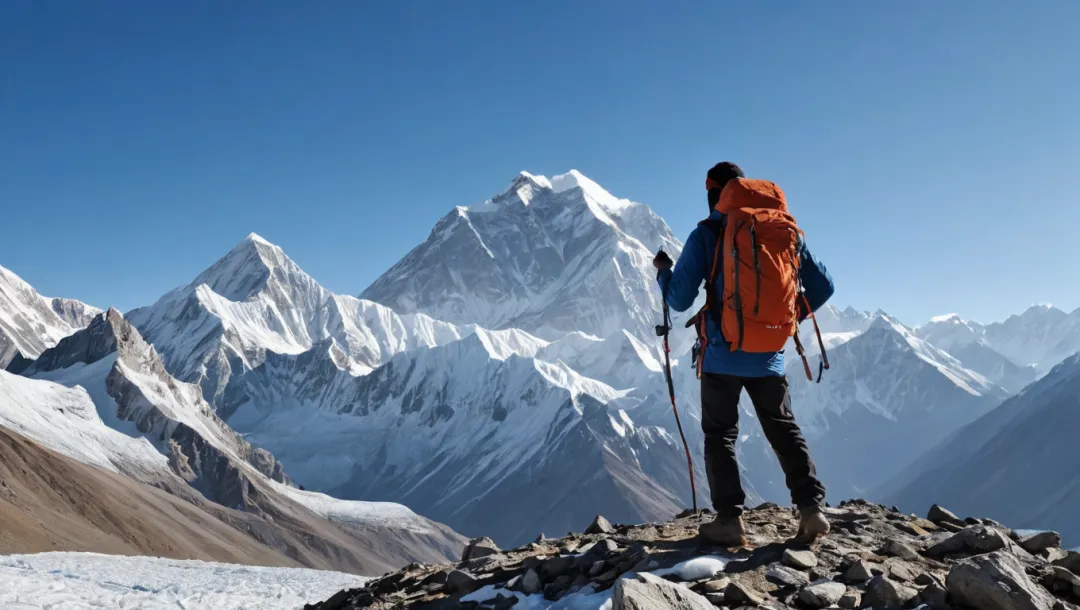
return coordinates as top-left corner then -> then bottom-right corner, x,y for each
689,218 -> 725,379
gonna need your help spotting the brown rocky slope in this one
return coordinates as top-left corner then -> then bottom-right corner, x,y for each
0,424 -> 462,575
309,500 -> 1080,609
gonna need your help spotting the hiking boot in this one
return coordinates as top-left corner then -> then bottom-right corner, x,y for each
698,514 -> 748,547
796,506 -> 830,542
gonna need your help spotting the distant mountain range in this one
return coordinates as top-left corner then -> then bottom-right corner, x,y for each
4,170 -> 1080,554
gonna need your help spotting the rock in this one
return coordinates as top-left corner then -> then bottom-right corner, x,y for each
701,578 -> 730,593
896,521 -> 933,537
705,592 -> 725,606
1052,566 -> 1080,586
558,540 -> 581,554
838,590 -> 861,609
843,559 -> 878,583
1021,532 -> 1062,554
928,504 -> 963,525
766,563 -> 811,588
927,525 -> 1009,557
521,568 -> 541,595
886,561 -> 918,582
541,554 -> 580,579
1054,551 -> 1080,574
723,581 -> 765,606
1046,547 -> 1070,563
445,570 -> 478,594
798,581 -> 847,608
588,560 -> 607,577
946,551 -> 1056,610
919,582 -> 949,608
884,539 -> 921,560
783,549 -> 818,570
595,568 -> 621,583
915,572 -> 941,586
613,572 -> 713,610
461,536 -> 500,561
865,574 -> 919,608
586,515 -> 616,535
585,538 -> 620,559
545,574 -> 575,600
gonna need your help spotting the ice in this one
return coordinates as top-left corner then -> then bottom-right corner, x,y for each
0,552 -> 369,610
652,555 -> 730,581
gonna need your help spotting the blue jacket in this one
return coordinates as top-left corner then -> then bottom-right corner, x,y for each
657,209 -> 835,377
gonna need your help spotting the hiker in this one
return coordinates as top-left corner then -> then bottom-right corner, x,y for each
653,162 -> 834,546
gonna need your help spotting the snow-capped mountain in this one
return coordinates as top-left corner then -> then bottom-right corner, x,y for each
915,313 -> 1037,393
15,308 -> 464,572
790,304 -> 875,357
26,309 -> 292,504
118,227 -> 701,545
126,233 -> 467,419
0,264 -> 101,369
783,314 -> 1008,501
919,306 -> 1080,377
229,325 -> 699,546
984,305 -> 1080,373
361,170 -> 683,346
883,349 -> 1080,543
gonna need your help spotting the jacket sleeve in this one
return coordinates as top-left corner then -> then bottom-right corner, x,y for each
657,226 -> 707,313
798,241 -> 835,318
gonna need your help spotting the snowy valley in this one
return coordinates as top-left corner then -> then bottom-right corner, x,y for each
4,171 -> 1080,608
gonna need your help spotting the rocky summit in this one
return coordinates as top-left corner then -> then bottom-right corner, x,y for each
307,500 -> 1080,610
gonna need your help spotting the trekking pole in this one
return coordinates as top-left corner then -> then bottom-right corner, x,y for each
655,250 -> 698,513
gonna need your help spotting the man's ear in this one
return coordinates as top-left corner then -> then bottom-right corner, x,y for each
707,187 -> 723,209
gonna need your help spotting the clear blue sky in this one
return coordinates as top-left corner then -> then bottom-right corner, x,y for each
2,1 -> 1078,324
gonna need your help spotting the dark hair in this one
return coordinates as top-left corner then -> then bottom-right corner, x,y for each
706,162 -> 745,189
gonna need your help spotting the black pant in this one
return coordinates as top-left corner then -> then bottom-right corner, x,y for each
701,372 -> 826,517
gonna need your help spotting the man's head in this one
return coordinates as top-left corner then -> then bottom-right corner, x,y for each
705,162 -> 744,210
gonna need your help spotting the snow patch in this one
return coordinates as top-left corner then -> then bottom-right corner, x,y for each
0,552 -> 369,610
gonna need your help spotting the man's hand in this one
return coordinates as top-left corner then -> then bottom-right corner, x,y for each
653,250 -> 673,271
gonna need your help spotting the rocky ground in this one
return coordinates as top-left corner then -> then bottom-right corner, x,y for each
307,500 -> 1080,609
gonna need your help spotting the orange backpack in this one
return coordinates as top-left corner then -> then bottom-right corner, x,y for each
694,178 -> 828,380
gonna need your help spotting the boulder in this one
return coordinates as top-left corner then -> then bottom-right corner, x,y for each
886,561 -> 918,582
1046,547 -> 1070,563
919,582 -> 949,608
783,549 -> 818,570
1054,551 -> 1080,574
586,515 -> 616,535
843,559 -> 878,583
701,578 -> 730,593
927,525 -> 1009,557
798,581 -> 847,608
461,536 -> 501,561
613,572 -> 713,610
723,581 -> 765,606
766,563 -> 811,588
865,574 -> 919,608
584,538 -> 620,559
445,570 -> 478,594
928,504 -> 963,525
520,568 -> 541,595
884,539 -> 921,560
839,590 -> 861,609
946,551 -> 1056,610
1021,532 -> 1062,554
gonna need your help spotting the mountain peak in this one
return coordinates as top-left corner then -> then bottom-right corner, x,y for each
929,313 -> 963,324
187,234 -> 295,302
244,232 -> 272,246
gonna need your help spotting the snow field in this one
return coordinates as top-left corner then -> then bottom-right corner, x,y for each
0,552 -> 369,610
